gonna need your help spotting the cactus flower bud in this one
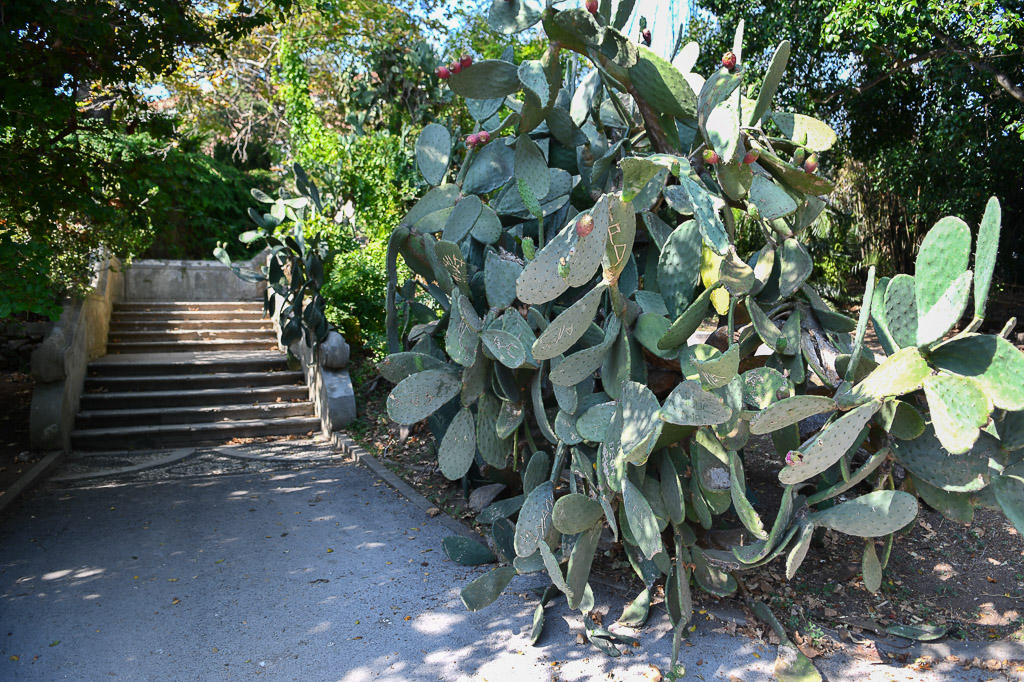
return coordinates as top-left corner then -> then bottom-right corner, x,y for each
466,133 -> 479,148
785,450 -> 803,466
722,51 -> 737,70
522,237 -> 536,260
436,66 -> 450,79
558,258 -> 571,279
746,203 -> 761,221
804,154 -> 819,173
575,214 -> 595,237
450,61 -> 462,75
478,130 -> 491,145
460,54 -> 473,69
585,0 -> 598,14
703,148 -> 720,165
742,150 -> 760,164
641,28 -> 652,46
792,148 -> 806,166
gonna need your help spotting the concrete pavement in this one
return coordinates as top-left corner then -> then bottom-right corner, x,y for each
0,442 -> 1016,681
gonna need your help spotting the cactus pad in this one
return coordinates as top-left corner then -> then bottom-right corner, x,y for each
460,566 -> 517,611
532,284 -> 607,361
481,328 -> 527,368
778,238 -> 812,298
747,40 -> 790,125
567,197 -> 612,287
476,393 -> 511,468
778,400 -> 879,485
552,493 -> 605,534
974,197 -> 1001,319
929,335 -> 1024,411
845,346 -> 930,405
923,372 -> 992,454
386,369 -> 462,425
415,123 -> 451,186
438,406 -> 477,480
448,59 -> 522,99
514,481 -> 554,557
377,352 -> 448,384
891,425 -> 995,492
771,112 -> 837,152
660,380 -> 733,426
623,477 -> 662,559
917,270 -> 973,346
658,220 -> 702,317
809,490 -> 918,538
443,194 -> 482,244
749,395 -> 836,435
619,381 -> 662,464
992,463 -> 1024,536
682,177 -> 729,256
443,535 -> 496,566
484,250 -> 523,310
694,343 -> 739,389
883,274 -> 918,349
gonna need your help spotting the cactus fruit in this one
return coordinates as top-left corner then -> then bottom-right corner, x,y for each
703,148 -> 720,165
478,130 -> 491,145
743,150 -> 759,164
803,154 -> 818,173
642,28 -> 652,46
460,54 -> 473,68
576,214 -> 595,237
450,60 -> 462,74
466,133 -> 479,148
722,51 -> 737,70
436,65 -> 450,79
585,0 -> 598,14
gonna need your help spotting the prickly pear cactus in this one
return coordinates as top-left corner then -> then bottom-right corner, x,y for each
375,0 -> 1024,664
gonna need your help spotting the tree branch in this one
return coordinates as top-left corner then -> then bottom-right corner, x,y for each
815,49 -> 947,104
931,26 -> 1024,105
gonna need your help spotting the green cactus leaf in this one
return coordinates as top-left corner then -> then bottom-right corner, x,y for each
532,284 -> 607,361
749,395 -> 836,435
448,59 -> 522,99
484,251 -> 523,310
555,410 -> 584,444
386,369 -> 462,425
577,401 -> 616,442
516,218 -> 577,305
785,518 -> 814,579
915,215 -> 971,323
476,392 -> 512,468
490,517 -> 516,562
443,195 -> 482,244
522,450 -> 551,496
692,547 -> 737,596
438,406 -> 477,480
779,400 -> 879,485
618,588 -> 651,627
621,158 -> 664,203
665,554 -> 693,628
619,380 -> 662,464
546,106 -> 589,147
771,112 -> 837,152
660,380 -> 733,426
868,276 -> 898,356
746,297 -> 788,354
748,40 -> 791,125
698,69 -> 741,132
443,535 -> 496,566
715,159 -> 753,201
881,274 -> 918,349
861,541 -> 882,593
719,249 -> 756,295
802,442 -> 890,501
929,335 -> 1024,411
694,343 -> 740,389
482,328 -> 527,369
466,96 -> 505,123
974,197 -> 1001,319
730,451 -> 768,540
495,399 -> 525,438
755,148 -> 835,195
570,68 -> 602,125
415,123 -> 452,187
470,204 -> 502,245
658,453 -> 686,525
750,175 -> 798,221
891,425 -> 996,493
460,566 -> 517,611
487,0 -> 543,34
993,410 -> 1024,452
846,346 -> 929,405
809,490 -> 918,538
377,352 -> 448,384
874,399 -> 926,440
513,550 -> 545,574
658,283 -> 718,350
568,198 -> 612,288
550,315 -> 620,386
496,167 -> 572,219
514,480 -> 554,557
658,220 -> 701,318
537,541 -> 571,596
446,293 -> 479,368
917,270 -> 973,346
885,624 -> 948,642
478,495 -> 525,524
634,313 -> 677,360
743,367 -> 792,409
552,493 -> 605,534
402,185 -> 458,232
622,477 -> 662,559
706,96 -> 742,163
778,238 -> 812,298
601,193 -> 636,278
566,523 -> 602,610
992,463 -> 1024,537
514,133 -> 550,199
682,177 -> 729,256
924,373 -> 992,454
628,46 -> 696,120
908,474 -> 975,523
464,137 -> 516,196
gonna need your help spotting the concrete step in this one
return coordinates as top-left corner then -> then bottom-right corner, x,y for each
110,310 -> 268,323
108,329 -> 277,343
109,319 -> 274,332
71,416 -> 321,449
80,385 -> 308,410
88,351 -> 291,376
115,301 -> 265,312
85,370 -> 304,392
76,401 -> 314,429
107,339 -> 279,353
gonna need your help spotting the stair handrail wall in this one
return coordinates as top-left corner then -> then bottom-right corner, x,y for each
30,251 -> 124,452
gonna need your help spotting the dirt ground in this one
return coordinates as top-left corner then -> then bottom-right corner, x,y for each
0,371 -> 43,502
345,350 -> 1024,648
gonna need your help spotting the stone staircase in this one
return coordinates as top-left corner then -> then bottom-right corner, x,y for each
71,301 -> 320,450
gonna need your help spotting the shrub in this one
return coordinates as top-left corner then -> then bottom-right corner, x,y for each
379,0 -> 1024,669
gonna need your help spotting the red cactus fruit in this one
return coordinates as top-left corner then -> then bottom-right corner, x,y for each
466,134 -> 479,148
460,54 -> 473,69
804,154 -> 819,173
586,0 -> 598,14
742,150 -> 760,164
436,66 -> 450,80
721,51 -> 737,70
641,28 -> 652,46
451,61 -> 462,75
576,214 -> 595,237
703,148 -> 720,165
478,130 -> 491,145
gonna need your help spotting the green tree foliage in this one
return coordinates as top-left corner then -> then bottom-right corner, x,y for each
691,0 -> 1023,284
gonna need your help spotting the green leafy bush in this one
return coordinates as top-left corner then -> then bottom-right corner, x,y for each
379,0 -> 1024,668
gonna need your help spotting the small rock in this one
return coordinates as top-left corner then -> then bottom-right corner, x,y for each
426,507 -> 440,517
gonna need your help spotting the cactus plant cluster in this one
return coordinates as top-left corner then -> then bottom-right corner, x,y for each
379,0 -> 1024,662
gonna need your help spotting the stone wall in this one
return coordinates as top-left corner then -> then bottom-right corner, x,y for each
0,320 -> 53,372
123,249 -> 269,301
30,256 -> 124,451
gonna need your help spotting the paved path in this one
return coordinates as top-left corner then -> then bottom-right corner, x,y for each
0,443 -> 1014,681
